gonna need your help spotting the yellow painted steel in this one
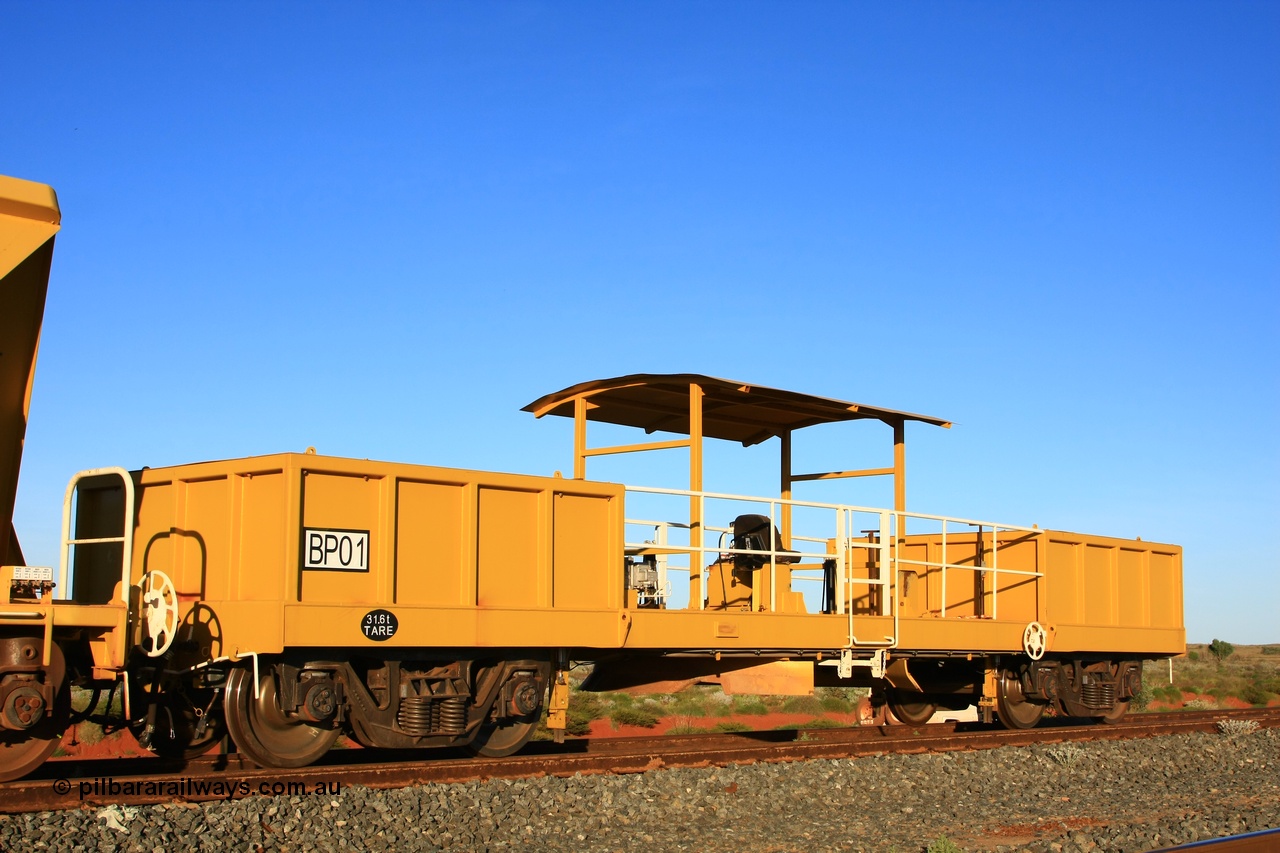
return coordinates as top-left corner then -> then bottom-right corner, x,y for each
10,438 -> 1183,679
43,450 -> 1180,668
1,174 -> 1184,702
0,175 -> 60,567
89,453 -> 626,661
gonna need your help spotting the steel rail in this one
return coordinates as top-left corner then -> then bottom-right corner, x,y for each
3,707 -> 1276,814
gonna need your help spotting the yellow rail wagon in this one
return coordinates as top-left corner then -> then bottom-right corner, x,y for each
0,176 -> 1184,780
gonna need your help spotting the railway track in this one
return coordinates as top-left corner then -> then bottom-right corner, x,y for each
4,707 -> 1277,814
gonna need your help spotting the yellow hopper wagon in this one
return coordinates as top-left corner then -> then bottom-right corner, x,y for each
0,177 -> 1184,780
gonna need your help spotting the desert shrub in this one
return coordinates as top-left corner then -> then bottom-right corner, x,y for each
603,692 -> 634,708
610,706 -> 659,728
713,721 -> 751,733
76,721 -> 105,746
731,696 -> 768,715
1217,719 -> 1259,737
1046,743 -> 1085,767
1209,639 -> 1235,663
1183,698 -> 1216,711
1261,646 -> 1280,656
665,721 -> 705,736
819,694 -> 852,713
668,691 -> 711,718
706,696 -> 733,718
1131,684 -> 1154,711
1239,684 -> 1269,706
563,714 -> 594,736
565,693 -> 605,735
926,837 -> 964,853
781,695 -> 824,715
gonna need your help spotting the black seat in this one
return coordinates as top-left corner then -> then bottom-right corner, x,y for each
730,514 -> 801,569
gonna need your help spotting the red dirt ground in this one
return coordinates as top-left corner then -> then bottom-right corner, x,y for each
50,726 -> 152,761
1146,691 -> 1275,711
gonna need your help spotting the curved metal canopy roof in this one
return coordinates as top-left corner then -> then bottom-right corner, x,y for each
523,374 -> 951,446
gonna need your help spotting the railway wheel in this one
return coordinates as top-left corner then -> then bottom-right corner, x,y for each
886,691 -> 936,726
128,671 -> 225,760
224,666 -> 339,768
1098,699 -> 1129,724
995,669 -> 1046,730
466,718 -> 539,758
0,639 -> 70,782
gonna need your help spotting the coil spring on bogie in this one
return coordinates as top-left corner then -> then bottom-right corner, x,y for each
398,696 -> 467,737
438,696 -> 466,733
1081,681 -> 1116,710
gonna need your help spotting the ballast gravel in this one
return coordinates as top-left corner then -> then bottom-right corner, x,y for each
3,728 -> 1277,853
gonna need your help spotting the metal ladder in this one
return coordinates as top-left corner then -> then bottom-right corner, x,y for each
57,467 -> 135,607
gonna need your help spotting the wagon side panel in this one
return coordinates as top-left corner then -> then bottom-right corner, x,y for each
1045,530 -> 1184,655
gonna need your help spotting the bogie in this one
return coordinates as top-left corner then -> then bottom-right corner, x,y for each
216,656 -> 549,768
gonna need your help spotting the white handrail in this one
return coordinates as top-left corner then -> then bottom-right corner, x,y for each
624,483 -> 1043,534
623,483 -> 1045,643
59,467 -> 135,606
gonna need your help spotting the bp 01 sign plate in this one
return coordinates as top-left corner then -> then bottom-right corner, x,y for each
303,528 -> 370,572
361,609 -> 398,641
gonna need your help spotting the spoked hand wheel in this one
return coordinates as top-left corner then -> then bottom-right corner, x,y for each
138,570 -> 179,657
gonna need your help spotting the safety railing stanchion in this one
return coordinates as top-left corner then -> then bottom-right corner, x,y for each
698,491 -> 706,609
768,500 -> 777,612
835,509 -> 846,616
656,523 -> 669,605
879,510 -> 891,617
992,527 -> 1000,621
941,519 -> 948,618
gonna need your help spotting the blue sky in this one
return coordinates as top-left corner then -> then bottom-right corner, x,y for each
5,3 -> 1277,641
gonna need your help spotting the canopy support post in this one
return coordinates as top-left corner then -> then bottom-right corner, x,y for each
688,381 -> 704,609
573,397 -> 587,479
893,419 -> 905,538
780,429 -> 792,544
